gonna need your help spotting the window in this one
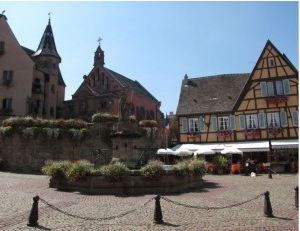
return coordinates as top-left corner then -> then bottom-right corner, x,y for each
51,84 -> 55,93
218,116 -> 229,131
0,41 -> 5,55
246,114 -> 258,129
267,112 -> 280,128
2,70 -> 13,83
269,59 -> 275,67
2,98 -> 12,110
180,117 -> 188,133
188,118 -> 199,132
260,80 -> 291,97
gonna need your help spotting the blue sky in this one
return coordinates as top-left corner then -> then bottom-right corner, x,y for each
2,1 -> 298,114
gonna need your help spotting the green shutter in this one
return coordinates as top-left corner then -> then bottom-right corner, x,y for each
180,118 -> 188,133
211,116 -> 218,131
199,116 -> 205,132
229,115 -> 236,130
239,115 -> 246,130
260,82 -> 267,97
283,79 -> 291,95
292,111 -> 298,127
258,113 -> 266,128
280,111 -> 288,127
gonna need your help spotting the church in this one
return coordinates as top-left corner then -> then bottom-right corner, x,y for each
64,44 -> 162,122
0,13 -> 65,119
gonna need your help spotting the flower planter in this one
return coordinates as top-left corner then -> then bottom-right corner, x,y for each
49,173 -> 203,195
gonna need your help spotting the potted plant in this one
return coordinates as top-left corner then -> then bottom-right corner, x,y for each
212,155 -> 228,174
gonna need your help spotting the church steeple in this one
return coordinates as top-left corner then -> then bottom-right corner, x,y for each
33,17 -> 61,62
94,38 -> 105,67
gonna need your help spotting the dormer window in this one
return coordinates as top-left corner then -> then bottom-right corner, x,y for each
0,41 -> 5,55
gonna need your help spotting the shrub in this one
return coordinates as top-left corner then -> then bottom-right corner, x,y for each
2,117 -> 88,129
140,160 -> 165,179
92,113 -> 119,123
41,160 -> 71,178
0,126 -> 13,137
66,160 -> 94,181
101,162 -> 129,182
188,158 -> 207,177
213,155 -> 228,168
22,127 -> 39,138
174,159 -> 207,177
173,160 -> 190,176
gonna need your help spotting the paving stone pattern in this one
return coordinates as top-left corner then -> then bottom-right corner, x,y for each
0,172 -> 298,230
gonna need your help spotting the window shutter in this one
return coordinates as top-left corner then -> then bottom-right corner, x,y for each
239,115 -> 246,130
292,111 -> 298,127
275,81 -> 283,95
180,118 -> 188,133
258,113 -> 266,128
267,82 -> 274,96
280,111 -> 288,127
211,116 -> 218,131
260,82 -> 267,97
283,79 -> 291,95
229,115 -> 236,130
199,116 -> 205,132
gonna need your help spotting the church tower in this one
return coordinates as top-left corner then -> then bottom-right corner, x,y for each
94,44 -> 105,67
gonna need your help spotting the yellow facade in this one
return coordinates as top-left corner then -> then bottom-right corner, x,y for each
178,41 -> 298,143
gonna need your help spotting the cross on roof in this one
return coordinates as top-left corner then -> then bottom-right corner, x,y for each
97,37 -> 102,46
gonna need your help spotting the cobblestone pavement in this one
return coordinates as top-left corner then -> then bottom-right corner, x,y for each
0,172 -> 298,231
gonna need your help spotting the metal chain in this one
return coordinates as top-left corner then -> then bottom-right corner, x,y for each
39,196 -> 154,221
161,192 -> 264,210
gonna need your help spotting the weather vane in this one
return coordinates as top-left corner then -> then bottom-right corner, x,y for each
48,12 -> 52,23
97,37 -> 102,46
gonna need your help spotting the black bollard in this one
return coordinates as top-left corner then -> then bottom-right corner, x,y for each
154,195 -> 163,224
264,191 -> 273,217
295,186 -> 298,209
268,168 -> 272,179
27,195 -> 40,227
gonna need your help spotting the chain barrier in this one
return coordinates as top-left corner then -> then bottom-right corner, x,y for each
39,196 -> 154,221
161,192 -> 265,210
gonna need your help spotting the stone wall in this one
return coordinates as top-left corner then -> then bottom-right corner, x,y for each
0,132 -> 112,173
0,123 -> 164,172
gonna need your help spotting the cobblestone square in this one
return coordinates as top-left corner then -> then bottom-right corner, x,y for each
0,172 -> 298,230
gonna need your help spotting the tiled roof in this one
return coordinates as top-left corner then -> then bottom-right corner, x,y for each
176,73 -> 249,115
21,46 -> 35,57
33,20 -> 61,61
104,67 -> 159,102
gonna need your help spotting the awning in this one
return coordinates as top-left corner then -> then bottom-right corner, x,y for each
171,141 -> 270,153
271,139 -> 298,149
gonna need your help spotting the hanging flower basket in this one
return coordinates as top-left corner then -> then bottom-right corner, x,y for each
92,113 -> 119,123
245,129 -> 260,138
265,96 -> 288,104
217,130 -> 232,137
268,127 -> 283,136
138,120 -> 158,127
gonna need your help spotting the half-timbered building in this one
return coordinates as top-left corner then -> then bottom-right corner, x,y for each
176,40 -> 298,171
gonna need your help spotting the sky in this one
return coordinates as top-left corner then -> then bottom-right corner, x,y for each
1,1 -> 298,115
